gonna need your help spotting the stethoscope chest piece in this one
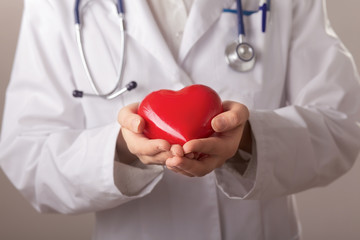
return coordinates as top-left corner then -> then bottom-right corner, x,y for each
224,0 -> 270,72
225,41 -> 256,72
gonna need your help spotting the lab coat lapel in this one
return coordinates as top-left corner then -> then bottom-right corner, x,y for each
178,0 -> 234,62
125,0 -> 179,79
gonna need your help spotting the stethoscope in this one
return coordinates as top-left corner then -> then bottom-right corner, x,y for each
73,0 -> 136,99
225,0 -> 269,72
73,0 -> 270,99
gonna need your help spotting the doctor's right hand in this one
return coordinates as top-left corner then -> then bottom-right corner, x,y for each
117,103 -> 172,165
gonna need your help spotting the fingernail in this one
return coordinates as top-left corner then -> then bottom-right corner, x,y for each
132,119 -> 141,132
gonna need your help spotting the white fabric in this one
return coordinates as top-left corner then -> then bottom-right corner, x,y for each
147,0 -> 193,59
1,0 -> 360,239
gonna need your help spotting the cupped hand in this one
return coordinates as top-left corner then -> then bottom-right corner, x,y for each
165,101 -> 251,177
117,103 -> 172,165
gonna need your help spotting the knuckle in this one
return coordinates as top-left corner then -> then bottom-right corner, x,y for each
228,111 -> 241,126
238,104 -> 249,119
157,141 -> 171,152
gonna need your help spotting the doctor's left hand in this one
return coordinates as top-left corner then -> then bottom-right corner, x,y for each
165,101 -> 252,177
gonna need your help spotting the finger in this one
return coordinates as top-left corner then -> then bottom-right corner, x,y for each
121,128 -> 170,156
167,156 -> 213,177
184,136 -> 240,161
170,144 -> 184,157
140,151 -> 173,165
118,103 -> 145,133
166,163 -> 195,177
183,137 -> 219,156
166,157 -> 196,177
211,101 -> 249,133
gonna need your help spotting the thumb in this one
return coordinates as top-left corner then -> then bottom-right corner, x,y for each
211,101 -> 249,132
118,103 -> 145,133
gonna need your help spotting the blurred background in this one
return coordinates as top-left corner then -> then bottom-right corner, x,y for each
0,1 -> 359,239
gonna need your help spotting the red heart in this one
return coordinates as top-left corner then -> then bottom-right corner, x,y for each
138,85 -> 223,145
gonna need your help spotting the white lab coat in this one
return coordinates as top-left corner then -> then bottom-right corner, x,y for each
1,0 -> 360,239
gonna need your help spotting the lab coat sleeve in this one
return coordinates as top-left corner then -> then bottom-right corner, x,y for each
214,0 -> 360,200
0,0 -> 163,214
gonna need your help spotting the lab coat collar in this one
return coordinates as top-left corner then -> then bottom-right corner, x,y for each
179,0 -> 234,62
124,0 -> 234,85
124,0 -> 188,85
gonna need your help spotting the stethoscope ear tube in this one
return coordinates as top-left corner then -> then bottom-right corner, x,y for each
261,2 -> 267,32
117,0 -> 124,14
74,0 -> 81,24
236,0 -> 245,36
75,23 -> 101,95
73,0 -> 130,100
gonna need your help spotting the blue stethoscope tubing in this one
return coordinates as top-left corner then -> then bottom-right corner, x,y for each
236,0 -> 246,36
75,0 -> 124,24
73,0 -> 270,99
223,0 -> 270,33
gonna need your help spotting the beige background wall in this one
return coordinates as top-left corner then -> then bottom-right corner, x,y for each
0,1 -> 359,239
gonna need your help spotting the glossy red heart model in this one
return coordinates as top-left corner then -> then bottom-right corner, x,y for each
138,85 -> 223,145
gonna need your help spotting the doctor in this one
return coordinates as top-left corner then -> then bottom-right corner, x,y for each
1,0 -> 360,239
